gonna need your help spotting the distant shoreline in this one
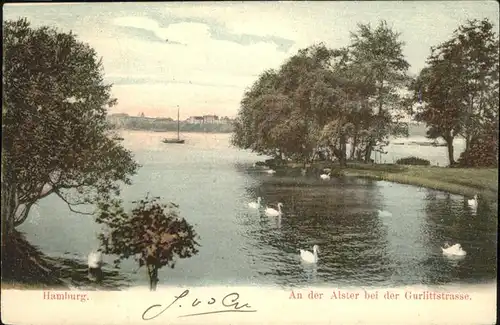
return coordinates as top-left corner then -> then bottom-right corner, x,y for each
111,122 -> 434,137
274,162 -> 498,202
118,128 -> 234,134
107,114 -> 235,134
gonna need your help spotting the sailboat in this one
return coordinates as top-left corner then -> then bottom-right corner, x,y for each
162,106 -> 185,144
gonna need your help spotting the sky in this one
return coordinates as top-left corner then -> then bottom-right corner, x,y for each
4,1 -> 499,119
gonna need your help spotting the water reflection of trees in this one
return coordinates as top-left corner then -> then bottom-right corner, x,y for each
240,174 -> 393,287
421,189 -> 497,284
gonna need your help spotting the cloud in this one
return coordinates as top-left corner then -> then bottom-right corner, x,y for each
113,17 -> 212,46
162,2 -> 355,53
78,16 -> 289,117
83,17 -> 287,87
105,72 -> 258,92
3,2 -> 498,118
163,4 -> 303,40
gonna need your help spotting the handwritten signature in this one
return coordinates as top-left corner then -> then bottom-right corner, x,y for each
142,289 -> 257,320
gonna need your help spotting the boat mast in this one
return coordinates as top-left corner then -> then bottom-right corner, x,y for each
177,105 -> 180,140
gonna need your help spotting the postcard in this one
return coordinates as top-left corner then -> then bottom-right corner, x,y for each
1,2 -> 498,325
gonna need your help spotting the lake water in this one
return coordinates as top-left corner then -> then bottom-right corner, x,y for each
19,131 -> 497,288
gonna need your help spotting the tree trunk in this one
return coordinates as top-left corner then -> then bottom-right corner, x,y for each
378,83 -> 384,116
364,140 -> 373,163
1,163 -> 17,253
350,130 -> 358,160
303,155 -> 308,170
355,146 -> 363,161
445,137 -> 455,166
465,135 -> 471,152
1,145 -> 8,251
147,263 -> 159,291
1,184 -> 10,251
339,134 -> 347,167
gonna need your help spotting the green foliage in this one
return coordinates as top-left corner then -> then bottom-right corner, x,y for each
396,156 -> 431,166
232,53 -> 327,161
96,195 -> 199,290
347,21 -> 411,160
232,21 -> 410,166
411,18 -> 499,166
457,121 -> 499,168
2,18 -> 139,231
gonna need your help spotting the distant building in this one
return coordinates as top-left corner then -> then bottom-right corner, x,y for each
187,116 -> 204,124
186,114 -> 235,125
203,115 -> 219,124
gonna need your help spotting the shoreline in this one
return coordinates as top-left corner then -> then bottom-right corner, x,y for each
281,162 -> 498,202
3,280 -> 497,291
1,231 -> 127,291
1,231 -> 69,289
114,128 -> 234,134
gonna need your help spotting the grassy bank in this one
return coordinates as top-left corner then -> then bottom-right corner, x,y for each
285,162 -> 498,201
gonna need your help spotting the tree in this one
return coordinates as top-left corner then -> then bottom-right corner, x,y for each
232,44 -> 344,166
457,120 -> 499,167
452,19 -> 499,151
232,22 -> 410,167
2,18 -> 139,249
96,196 -> 200,291
412,64 -> 463,166
231,69 -> 281,156
231,55 -> 294,160
346,21 -> 410,162
411,18 -> 499,166
308,63 -> 371,166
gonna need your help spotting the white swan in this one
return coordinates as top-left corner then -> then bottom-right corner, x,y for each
265,203 -> 283,217
320,172 -> 330,180
441,243 -> 466,256
88,250 -> 104,281
88,251 -> 103,269
300,245 -> 320,263
377,209 -> 392,217
266,169 -> 276,174
248,197 -> 262,209
467,194 -> 478,210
